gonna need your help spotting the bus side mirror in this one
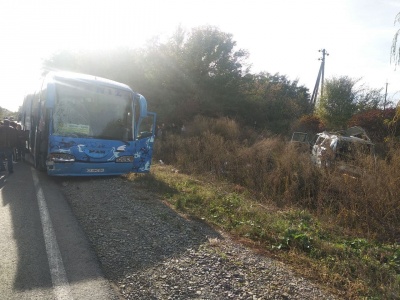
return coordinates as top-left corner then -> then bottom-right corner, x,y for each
46,83 -> 56,108
138,95 -> 148,118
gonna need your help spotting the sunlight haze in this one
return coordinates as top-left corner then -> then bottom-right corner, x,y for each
1,0 -> 400,112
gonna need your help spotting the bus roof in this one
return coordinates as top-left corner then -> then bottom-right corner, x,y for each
47,70 -> 134,93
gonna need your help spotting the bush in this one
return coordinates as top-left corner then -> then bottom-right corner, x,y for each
154,116 -> 400,242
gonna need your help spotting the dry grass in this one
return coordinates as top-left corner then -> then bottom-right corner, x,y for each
151,116 -> 400,298
155,116 -> 400,242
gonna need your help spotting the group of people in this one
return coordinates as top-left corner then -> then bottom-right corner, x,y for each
0,119 -> 25,174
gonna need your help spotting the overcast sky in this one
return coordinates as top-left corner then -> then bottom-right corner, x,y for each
1,0 -> 400,112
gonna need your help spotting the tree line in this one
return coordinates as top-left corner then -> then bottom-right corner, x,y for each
40,25 -> 398,140
0,107 -> 18,122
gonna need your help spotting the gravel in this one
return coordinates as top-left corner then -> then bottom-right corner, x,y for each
60,176 -> 341,300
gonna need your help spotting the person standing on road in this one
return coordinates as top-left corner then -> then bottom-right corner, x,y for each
0,121 -> 4,171
12,122 -> 25,162
0,119 -> 18,173
16,123 -> 26,161
10,121 -> 18,161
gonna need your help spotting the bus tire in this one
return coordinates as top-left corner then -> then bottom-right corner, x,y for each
34,134 -> 46,172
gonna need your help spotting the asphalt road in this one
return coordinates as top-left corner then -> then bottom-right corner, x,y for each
0,160 -> 119,300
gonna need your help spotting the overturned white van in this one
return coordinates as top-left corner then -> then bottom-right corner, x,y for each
292,127 -> 375,176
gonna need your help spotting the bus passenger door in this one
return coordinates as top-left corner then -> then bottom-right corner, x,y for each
132,94 -> 156,173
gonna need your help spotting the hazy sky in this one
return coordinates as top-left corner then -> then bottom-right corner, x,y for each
1,0 -> 400,112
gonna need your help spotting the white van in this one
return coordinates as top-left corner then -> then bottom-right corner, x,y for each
292,127 -> 375,176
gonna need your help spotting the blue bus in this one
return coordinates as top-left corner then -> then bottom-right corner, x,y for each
20,71 -> 156,176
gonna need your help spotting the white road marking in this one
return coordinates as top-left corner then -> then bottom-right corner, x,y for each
31,168 -> 73,300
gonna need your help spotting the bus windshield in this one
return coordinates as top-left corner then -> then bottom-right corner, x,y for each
52,81 -> 133,141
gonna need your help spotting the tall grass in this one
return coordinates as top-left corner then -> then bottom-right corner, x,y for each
154,116 -> 400,242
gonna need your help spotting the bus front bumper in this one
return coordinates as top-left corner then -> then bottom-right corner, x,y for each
46,161 -> 149,176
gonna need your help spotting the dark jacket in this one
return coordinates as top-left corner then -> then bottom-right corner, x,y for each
0,122 -> 18,148
17,129 -> 27,147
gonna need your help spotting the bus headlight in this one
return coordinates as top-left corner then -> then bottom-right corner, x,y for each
116,156 -> 134,163
49,153 -> 76,162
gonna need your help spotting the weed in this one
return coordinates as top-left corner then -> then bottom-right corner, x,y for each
151,116 -> 400,299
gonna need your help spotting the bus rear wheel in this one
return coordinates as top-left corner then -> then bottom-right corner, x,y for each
35,152 -> 47,172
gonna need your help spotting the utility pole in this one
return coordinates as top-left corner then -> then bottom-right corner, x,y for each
310,49 -> 329,112
384,81 -> 388,111
319,49 -> 329,98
